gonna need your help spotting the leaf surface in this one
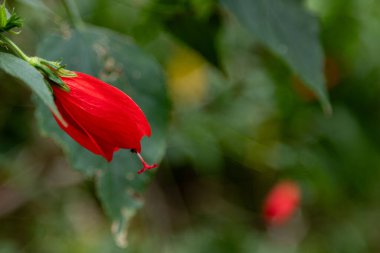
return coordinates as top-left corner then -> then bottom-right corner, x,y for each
0,52 -> 64,123
36,26 -> 170,246
221,0 -> 331,112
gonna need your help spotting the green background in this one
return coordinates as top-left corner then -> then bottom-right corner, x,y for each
1,0 -> 380,252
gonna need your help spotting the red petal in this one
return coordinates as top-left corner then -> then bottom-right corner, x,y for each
53,97 -> 116,161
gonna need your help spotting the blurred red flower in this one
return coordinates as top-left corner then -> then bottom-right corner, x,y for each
263,180 -> 300,225
52,72 -> 157,174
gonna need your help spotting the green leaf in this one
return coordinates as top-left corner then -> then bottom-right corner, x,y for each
16,0 -> 51,13
96,150 -> 153,247
0,1 -> 7,28
36,26 -> 170,245
0,52 -> 65,124
221,0 -> 331,113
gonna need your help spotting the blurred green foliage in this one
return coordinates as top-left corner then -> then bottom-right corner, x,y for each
1,0 -> 380,252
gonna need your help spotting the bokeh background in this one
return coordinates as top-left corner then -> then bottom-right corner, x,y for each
1,0 -> 380,252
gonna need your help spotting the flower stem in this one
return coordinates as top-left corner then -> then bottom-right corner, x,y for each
61,0 -> 84,29
0,33 -> 30,62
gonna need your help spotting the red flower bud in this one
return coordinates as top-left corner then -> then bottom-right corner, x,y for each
263,181 -> 300,226
52,72 -> 157,174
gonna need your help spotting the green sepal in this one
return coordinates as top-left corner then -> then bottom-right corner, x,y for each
56,67 -> 76,77
39,59 -> 77,78
34,64 -> 69,91
39,59 -> 61,69
0,1 -> 22,33
3,12 -> 23,31
28,57 -> 71,92
0,0 -> 23,34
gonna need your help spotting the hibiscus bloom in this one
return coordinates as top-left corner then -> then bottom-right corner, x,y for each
52,71 -> 157,174
263,180 -> 300,225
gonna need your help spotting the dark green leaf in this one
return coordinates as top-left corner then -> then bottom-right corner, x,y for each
221,0 -> 331,112
0,52 -> 64,123
36,26 -> 170,245
165,10 -> 223,70
147,0 -> 223,70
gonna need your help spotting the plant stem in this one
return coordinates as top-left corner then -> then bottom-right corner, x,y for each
0,33 -> 30,62
61,0 -> 84,29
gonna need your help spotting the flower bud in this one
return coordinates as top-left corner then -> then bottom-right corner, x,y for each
52,72 -> 157,173
263,180 -> 300,226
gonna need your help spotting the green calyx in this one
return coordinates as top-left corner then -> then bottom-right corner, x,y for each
29,57 -> 75,92
0,1 -> 22,34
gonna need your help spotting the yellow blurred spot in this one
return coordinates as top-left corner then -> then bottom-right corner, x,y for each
166,46 -> 207,107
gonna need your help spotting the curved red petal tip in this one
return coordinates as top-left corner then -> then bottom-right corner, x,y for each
136,152 -> 158,174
